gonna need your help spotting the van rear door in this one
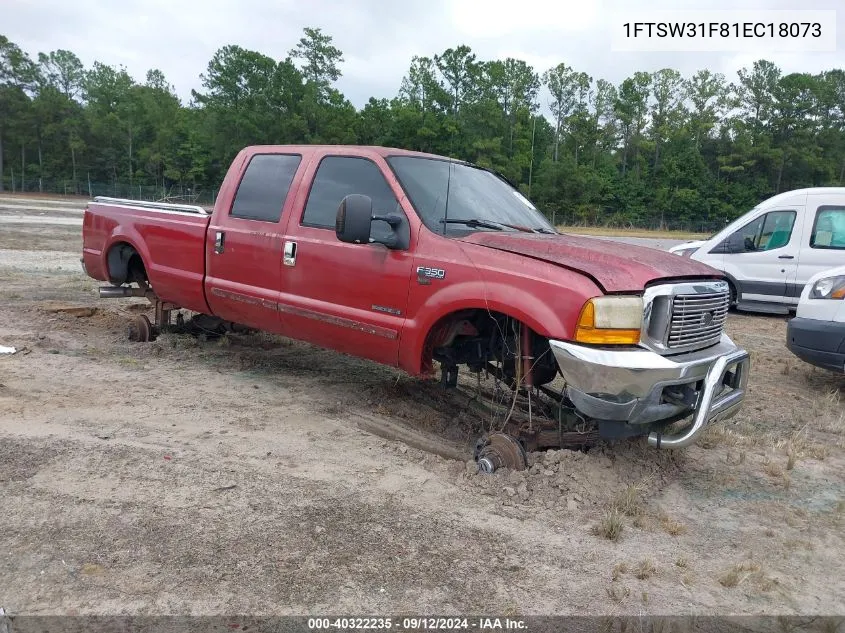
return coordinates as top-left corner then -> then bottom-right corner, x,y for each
795,194 -> 845,294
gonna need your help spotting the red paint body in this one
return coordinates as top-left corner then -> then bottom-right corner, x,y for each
82,145 -> 723,377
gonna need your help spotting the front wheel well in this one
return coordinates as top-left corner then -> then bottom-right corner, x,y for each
420,308 -> 558,387
106,242 -> 148,286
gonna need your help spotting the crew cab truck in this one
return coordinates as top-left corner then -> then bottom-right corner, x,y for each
81,144 -> 750,460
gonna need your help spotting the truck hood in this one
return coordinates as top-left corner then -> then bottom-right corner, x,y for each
459,232 -> 722,292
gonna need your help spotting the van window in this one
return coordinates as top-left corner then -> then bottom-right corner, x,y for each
230,154 -> 302,222
715,210 -> 796,253
757,211 -> 796,250
810,208 -> 845,249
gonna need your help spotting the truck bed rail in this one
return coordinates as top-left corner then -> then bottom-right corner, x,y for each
92,196 -> 210,216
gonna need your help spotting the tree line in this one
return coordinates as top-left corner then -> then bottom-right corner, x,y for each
1,28 -> 843,230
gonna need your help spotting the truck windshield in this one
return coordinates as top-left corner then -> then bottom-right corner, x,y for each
386,155 -> 557,235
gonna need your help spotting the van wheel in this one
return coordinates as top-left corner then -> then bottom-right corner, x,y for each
727,281 -> 737,307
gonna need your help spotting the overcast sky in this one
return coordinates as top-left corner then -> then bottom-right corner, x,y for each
5,0 -> 844,113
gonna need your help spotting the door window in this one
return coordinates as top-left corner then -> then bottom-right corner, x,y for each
717,210 -> 796,252
230,154 -> 302,222
302,156 -> 401,242
810,207 -> 845,249
758,211 -> 796,250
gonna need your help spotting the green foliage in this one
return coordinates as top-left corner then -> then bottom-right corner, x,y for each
1,28 -> 844,230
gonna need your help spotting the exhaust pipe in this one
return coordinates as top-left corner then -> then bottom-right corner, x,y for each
98,286 -> 149,299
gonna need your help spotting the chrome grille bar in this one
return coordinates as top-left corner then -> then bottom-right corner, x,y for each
667,291 -> 730,349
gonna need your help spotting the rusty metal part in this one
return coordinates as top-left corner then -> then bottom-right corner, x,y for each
127,314 -> 153,343
474,432 -> 528,473
99,286 -> 155,300
502,420 -> 600,452
520,322 -> 533,389
100,286 -> 180,334
154,299 -> 178,330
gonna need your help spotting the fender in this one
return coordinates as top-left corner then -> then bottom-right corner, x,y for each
398,279 -> 586,376
103,226 -> 155,287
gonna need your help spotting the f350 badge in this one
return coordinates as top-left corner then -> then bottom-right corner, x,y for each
416,266 -> 446,285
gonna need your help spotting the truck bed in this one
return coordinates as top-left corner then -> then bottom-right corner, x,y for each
82,197 -> 213,314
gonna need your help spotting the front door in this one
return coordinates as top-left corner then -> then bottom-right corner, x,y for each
278,154 -> 416,366
722,208 -> 801,304
204,152 -> 304,329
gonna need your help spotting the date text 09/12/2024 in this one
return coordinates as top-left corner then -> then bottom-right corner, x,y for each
307,617 -> 527,630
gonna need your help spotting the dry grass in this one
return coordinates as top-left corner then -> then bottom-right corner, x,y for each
611,484 -> 645,517
556,225 -> 708,240
719,561 -> 762,588
611,562 -> 628,581
593,508 -> 624,542
659,513 -> 688,536
606,583 -> 630,603
698,424 -> 760,450
634,559 -> 657,580
776,427 -> 830,462
764,456 -> 784,479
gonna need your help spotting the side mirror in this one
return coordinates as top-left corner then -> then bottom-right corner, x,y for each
335,194 -> 408,249
336,194 -> 373,245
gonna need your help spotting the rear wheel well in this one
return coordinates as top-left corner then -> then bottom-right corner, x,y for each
421,309 -> 558,387
107,242 -> 148,287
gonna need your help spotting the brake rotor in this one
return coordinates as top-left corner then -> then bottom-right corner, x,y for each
127,314 -> 153,343
474,432 -> 528,473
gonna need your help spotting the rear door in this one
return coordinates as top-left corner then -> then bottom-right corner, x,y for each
204,152 -> 305,329
277,152 -> 416,366
795,196 -> 845,293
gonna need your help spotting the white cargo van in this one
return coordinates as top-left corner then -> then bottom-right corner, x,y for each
669,187 -> 845,314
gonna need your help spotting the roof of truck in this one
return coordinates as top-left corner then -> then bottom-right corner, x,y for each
241,144 -> 467,163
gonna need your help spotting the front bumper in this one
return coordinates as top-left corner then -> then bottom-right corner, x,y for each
549,335 -> 750,449
786,317 -> 845,373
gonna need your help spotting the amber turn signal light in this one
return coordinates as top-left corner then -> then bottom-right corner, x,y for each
573,298 -> 642,345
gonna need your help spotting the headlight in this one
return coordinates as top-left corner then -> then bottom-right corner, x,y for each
674,247 -> 699,258
809,275 -> 845,300
574,296 -> 643,345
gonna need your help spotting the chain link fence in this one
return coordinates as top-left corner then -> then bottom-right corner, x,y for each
0,177 -> 219,206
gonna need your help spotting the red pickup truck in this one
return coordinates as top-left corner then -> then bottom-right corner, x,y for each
81,144 -> 750,465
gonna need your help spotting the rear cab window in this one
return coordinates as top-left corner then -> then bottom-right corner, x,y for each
230,153 -> 302,222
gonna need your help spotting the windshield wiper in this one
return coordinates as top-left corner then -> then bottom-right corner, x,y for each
441,218 -> 505,231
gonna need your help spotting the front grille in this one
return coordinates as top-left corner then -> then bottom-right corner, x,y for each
667,291 -> 730,349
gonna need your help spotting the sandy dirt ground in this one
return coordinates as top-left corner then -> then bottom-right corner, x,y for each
0,197 -> 844,618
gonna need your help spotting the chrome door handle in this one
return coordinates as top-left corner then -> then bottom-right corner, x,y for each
214,231 -> 225,254
283,240 -> 297,266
